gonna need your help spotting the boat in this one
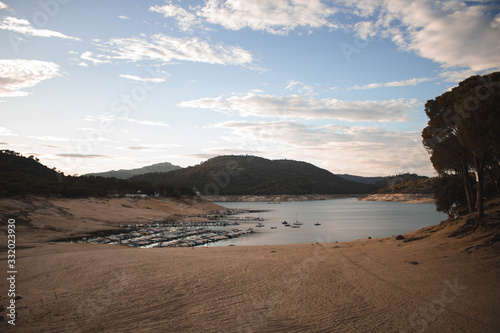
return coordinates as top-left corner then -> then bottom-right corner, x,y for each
291,225 -> 301,228
314,222 -> 321,226
293,213 -> 303,225
255,222 -> 265,228
284,223 -> 291,227
270,226 -> 277,229
282,221 -> 288,225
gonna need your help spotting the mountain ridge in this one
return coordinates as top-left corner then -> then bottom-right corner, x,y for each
84,162 -> 181,179
131,155 -> 370,195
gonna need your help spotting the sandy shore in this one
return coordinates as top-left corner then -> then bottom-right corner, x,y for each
1,196 -> 499,332
358,193 -> 435,204
205,194 -> 357,202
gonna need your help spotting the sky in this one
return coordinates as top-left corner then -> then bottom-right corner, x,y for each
0,0 -> 499,177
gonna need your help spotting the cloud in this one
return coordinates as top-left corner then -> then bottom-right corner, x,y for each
438,69 -> 482,83
56,154 -> 113,159
198,0 -> 337,35
119,74 -> 167,83
84,113 -> 170,127
0,127 -> 17,136
285,80 -> 316,96
26,135 -> 82,142
0,59 -> 61,97
89,34 -> 254,66
0,16 -> 80,40
0,2 -> 9,10
179,91 -> 415,122
212,120 -> 433,176
349,77 -> 432,90
346,1 -> 500,72
118,15 -> 130,20
120,143 -> 182,151
80,51 -> 111,65
149,3 -> 203,32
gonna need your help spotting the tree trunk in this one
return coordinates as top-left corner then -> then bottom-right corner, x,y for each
475,156 -> 485,218
461,157 -> 475,213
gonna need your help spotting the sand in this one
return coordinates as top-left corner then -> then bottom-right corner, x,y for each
358,194 -> 435,204
1,196 -> 499,332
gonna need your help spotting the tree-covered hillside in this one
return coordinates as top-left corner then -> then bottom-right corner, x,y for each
131,155 -> 369,195
84,162 -> 181,179
0,150 -> 193,198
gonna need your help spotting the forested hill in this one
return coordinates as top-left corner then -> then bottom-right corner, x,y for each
0,150 -> 192,198
84,162 -> 181,179
131,155 -> 369,195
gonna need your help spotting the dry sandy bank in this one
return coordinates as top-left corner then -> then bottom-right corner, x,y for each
204,194 -> 357,202
359,193 -> 435,204
0,196 -> 499,332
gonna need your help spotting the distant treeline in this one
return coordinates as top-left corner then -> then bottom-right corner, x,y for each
0,150 -> 194,198
372,174 -> 433,194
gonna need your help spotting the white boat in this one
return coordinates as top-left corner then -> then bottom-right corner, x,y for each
255,222 -> 265,228
293,212 -> 303,225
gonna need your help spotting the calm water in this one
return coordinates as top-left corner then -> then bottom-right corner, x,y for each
212,198 -> 447,246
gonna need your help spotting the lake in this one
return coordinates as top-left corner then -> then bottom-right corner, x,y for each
212,198 -> 447,246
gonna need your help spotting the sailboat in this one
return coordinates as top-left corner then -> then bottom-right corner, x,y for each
314,222 -> 321,226
293,212 -> 303,225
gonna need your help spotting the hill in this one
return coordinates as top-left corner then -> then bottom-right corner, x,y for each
369,173 -> 430,194
0,150 -> 192,198
131,155 -> 369,195
337,174 -> 386,184
84,162 -> 181,179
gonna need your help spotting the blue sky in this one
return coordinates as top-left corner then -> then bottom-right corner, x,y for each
1,0 -> 499,176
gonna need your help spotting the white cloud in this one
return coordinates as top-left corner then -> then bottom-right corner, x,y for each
118,15 -> 130,20
349,77 -> 432,90
0,16 -> 80,40
438,68 -> 483,83
124,118 -> 170,127
80,51 -> 111,65
149,3 -> 203,32
346,1 -> 500,72
179,91 -> 414,122
85,113 -> 170,127
0,59 -> 61,97
0,2 -> 9,10
90,34 -> 254,66
212,120 -> 433,176
198,0 -> 337,34
27,135 -> 83,142
285,80 -> 316,96
119,74 -> 167,83
0,127 -> 17,136
120,143 -> 182,151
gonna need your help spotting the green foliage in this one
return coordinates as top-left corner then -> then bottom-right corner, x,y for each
0,150 -> 194,198
422,71 -> 500,216
433,175 -> 469,214
376,177 -> 434,194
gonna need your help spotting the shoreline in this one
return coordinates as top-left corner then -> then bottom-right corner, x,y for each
204,193 -> 435,203
205,194 -> 359,202
1,196 -> 498,332
358,193 -> 435,204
